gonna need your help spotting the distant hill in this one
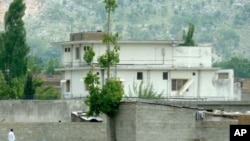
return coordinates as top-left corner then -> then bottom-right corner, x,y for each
0,0 -> 250,61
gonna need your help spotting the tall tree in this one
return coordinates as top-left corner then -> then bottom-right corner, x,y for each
23,73 -> 35,99
84,1 -> 123,141
1,0 -> 29,84
98,0 -> 120,79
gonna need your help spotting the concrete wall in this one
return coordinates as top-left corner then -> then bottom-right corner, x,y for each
196,120 -> 238,141
0,100 -> 246,141
0,100 -> 86,122
135,103 -> 196,141
115,102 -> 237,141
0,122 -> 108,141
115,103 -> 137,141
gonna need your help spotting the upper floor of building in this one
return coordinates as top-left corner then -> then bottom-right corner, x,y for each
53,31 -> 212,70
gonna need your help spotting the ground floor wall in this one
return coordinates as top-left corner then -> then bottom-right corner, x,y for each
65,68 -> 239,101
0,100 -> 246,141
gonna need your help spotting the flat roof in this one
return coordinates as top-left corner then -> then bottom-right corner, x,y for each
51,40 -> 184,46
55,65 -> 220,71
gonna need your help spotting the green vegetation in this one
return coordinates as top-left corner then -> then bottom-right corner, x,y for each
84,0 -> 123,117
0,0 -> 29,84
214,29 -> 240,58
0,0 -> 60,100
213,57 -> 250,78
23,73 -> 35,99
83,2 -> 123,140
1,0 -> 248,60
35,85 -> 60,100
84,46 -> 95,65
45,58 -> 61,75
128,81 -> 163,99
181,23 -> 196,46
0,0 -> 29,99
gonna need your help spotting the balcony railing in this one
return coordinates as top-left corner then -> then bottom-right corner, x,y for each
59,62 -> 90,68
59,59 -> 208,69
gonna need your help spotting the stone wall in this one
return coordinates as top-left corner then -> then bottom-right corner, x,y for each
196,120 -> 238,141
115,102 -> 238,141
0,100 -> 247,141
0,122 -> 108,141
0,100 -> 86,122
135,103 -> 196,141
115,102 -> 137,141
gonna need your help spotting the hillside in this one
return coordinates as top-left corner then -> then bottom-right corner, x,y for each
0,0 -> 250,61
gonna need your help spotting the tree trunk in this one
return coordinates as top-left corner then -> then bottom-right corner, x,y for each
107,116 -> 116,141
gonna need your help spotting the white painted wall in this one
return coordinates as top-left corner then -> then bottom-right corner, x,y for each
61,67 -> 238,101
61,42 -> 212,68
57,41 -> 239,101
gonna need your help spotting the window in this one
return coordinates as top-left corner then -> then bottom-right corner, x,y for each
218,72 -> 229,79
172,79 -> 188,91
66,80 -> 70,92
137,72 -> 143,80
65,48 -> 71,52
84,46 -> 90,51
163,72 -> 168,80
75,47 -> 80,59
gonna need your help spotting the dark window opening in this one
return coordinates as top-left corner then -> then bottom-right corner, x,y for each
75,47 -> 80,59
84,46 -> 90,51
66,80 -> 70,92
65,48 -> 70,52
163,72 -> 168,80
137,72 -> 143,80
172,79 -> 188,91
218,72 -> 229,79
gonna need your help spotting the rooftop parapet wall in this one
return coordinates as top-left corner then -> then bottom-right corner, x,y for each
70,31 -> 104,41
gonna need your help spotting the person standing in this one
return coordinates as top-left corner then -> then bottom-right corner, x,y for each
8,129 -> 15,141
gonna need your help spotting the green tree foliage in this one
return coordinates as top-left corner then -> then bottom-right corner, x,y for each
27,56 -> 44,75
35,85 -> 60,100
45,58 -> 60,75
213,57 -> 250,78
23,73 -> 35,99
181,23 -> 196,46
99,0 -> 120,79
1,0 -> 29,84
84,71 -> 102,116
0,71 -> 8,99
0,75 -> 25,99
98,33 -> 120,69
234,4 -> 250,25
100,79 -> 123,117
26,77 -> 60,100
2,77 -> 25,99
214,29 -> 240,58
84,47 -> 95,65
84,0 -> 123,120
128,81 -> 163,99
